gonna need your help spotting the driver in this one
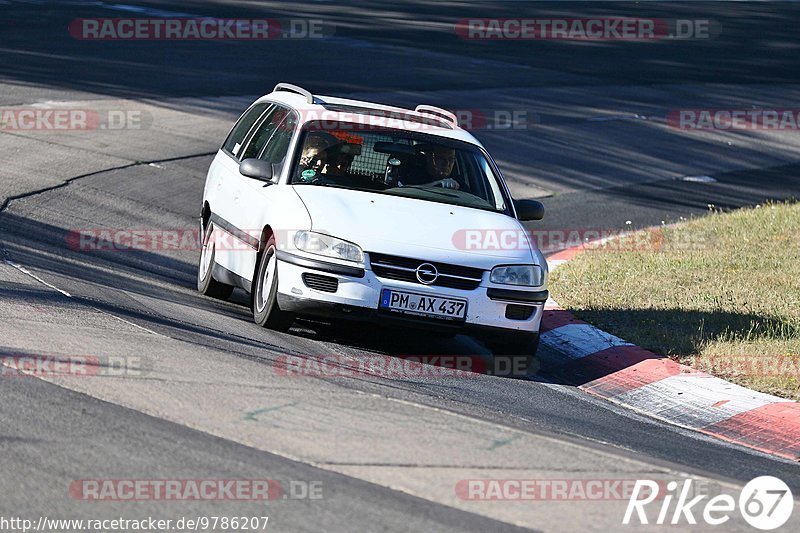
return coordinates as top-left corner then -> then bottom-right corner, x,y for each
325,142 -> 359,177
405,145 -> 460,189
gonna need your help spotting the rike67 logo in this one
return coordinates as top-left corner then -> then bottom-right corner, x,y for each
624,477 -> 793,530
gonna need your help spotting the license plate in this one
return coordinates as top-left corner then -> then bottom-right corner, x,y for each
379,288 -> 467,321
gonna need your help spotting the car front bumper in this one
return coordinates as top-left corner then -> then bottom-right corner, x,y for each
275,251 -> 547,336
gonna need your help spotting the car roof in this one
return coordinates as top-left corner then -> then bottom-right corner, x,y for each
254,84 -> 484,147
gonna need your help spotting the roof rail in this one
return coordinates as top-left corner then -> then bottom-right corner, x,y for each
273,83 -> 314,104
415,105 -> 459,128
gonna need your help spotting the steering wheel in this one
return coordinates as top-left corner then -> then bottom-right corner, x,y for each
429,178 -> 460,190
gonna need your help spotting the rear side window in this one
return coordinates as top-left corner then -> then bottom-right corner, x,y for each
222,102 -> 271,158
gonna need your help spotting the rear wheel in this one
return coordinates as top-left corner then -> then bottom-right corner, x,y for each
197,222 -> 234,300
252,238 -> 295,331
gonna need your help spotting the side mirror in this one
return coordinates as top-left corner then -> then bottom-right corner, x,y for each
513,199 -> 544,221
239,158 -> 273,182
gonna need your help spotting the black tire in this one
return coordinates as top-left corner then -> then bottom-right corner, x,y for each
197,222 -> 234,300
252,238 -> 295,331
484,332 -> 540,378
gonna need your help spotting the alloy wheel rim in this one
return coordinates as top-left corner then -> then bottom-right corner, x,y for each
257,248 -> 276,313
200,237 -> 213,279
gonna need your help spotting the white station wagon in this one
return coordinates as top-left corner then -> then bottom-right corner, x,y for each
198,83 -> 548,364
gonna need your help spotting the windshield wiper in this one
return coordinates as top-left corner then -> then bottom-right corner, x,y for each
389,186 -> 503,212
393,185 -> 460,198
293,181 -> 347,189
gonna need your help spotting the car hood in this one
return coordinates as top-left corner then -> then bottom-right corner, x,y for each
291,185 -> 539,269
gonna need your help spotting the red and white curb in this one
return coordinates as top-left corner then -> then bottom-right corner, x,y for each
540,246 -> 800,461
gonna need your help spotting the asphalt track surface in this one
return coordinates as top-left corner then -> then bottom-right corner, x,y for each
1,1 -> 800,531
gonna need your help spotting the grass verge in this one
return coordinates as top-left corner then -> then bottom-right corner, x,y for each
549,201 -> 800,400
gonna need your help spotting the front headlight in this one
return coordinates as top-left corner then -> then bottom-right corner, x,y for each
490,265 -> 543,287
293,231 -> 363,263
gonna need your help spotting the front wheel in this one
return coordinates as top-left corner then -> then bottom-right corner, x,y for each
252,238 -> 295,331
197,222 -> 234,300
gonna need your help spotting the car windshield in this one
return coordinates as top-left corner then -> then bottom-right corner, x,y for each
290,123 -> 509,213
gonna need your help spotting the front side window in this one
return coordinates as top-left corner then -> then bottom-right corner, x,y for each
240,106 -> 294,161
259,111 -> 297,168
222,102 -> 271,159
290,123 -> 509,213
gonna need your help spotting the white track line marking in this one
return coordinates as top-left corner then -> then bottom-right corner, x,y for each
4,258 -> 162,336
4,258 -> 72,297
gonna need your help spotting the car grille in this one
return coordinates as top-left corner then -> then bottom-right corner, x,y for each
302,273 -> 339,293
368,252 -> 483,291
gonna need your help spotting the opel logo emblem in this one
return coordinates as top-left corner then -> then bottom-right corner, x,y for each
415,262 -> 438,285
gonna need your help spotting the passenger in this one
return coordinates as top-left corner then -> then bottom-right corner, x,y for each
297,132 -> 338,179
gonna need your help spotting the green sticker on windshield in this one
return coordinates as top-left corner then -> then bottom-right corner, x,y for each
301,169 -> 316,181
